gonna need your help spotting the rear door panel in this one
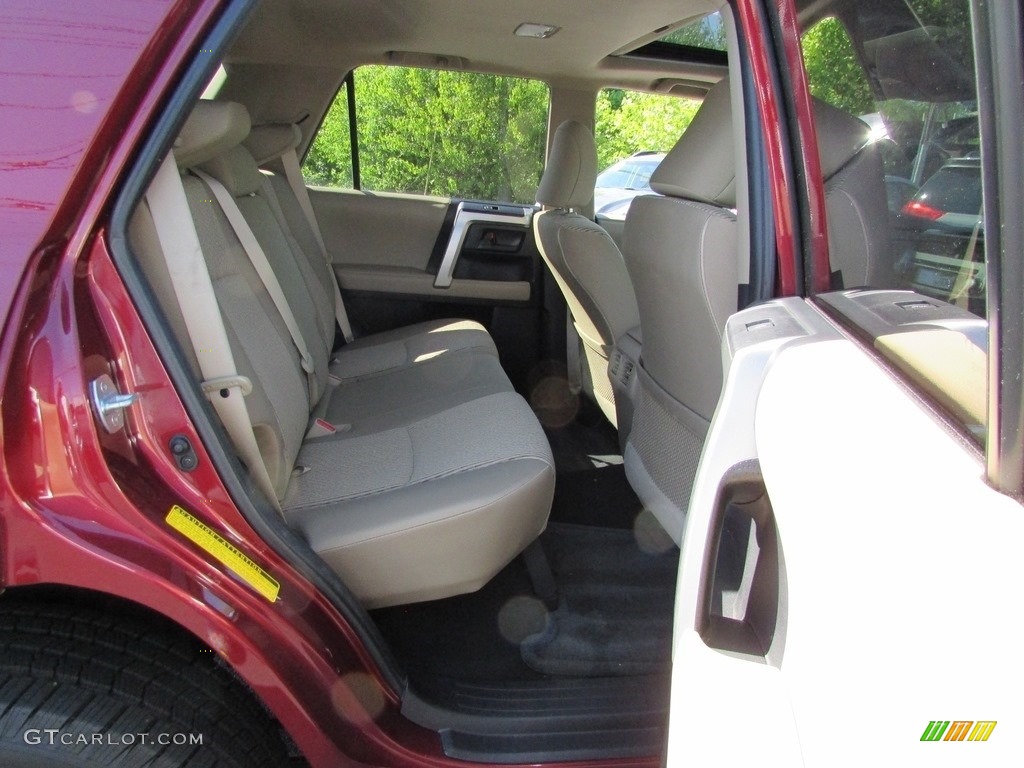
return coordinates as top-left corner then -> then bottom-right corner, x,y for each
310,188 -> 540,307
310,187 -> 545,389
311,187 -> 448,272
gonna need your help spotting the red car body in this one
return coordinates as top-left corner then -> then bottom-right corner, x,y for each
3,3 -> 434,764
0,0 -> 825,765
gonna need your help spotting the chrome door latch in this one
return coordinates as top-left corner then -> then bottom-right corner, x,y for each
89,374 -> 139,434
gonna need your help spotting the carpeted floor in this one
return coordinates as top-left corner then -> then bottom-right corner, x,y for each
372,521 -> 677,684
372,413 -> 678,685
520,523 -> 677,676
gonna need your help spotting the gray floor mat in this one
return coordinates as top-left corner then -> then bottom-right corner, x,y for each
520,523 -> 678,676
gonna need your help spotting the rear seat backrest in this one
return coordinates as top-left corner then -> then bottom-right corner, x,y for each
620,79 -> 738,542
195,146 -> 333,403
131,101 -> 311,498
243,123 -> 340,351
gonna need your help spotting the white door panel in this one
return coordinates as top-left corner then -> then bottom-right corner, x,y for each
669,298 -> 1023,766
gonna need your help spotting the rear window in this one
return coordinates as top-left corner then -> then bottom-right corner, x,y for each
594,88 -> 699,219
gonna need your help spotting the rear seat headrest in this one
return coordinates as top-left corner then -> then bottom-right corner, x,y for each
812,98 -> 872,180
175,100 -> 251,170
649,77 -> 735,207
199,147 -> 266,197
536,120 -> 597,210
245,123 -> 302,166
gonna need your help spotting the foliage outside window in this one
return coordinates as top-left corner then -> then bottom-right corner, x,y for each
305,66 -> 702,207
595,90 -> 699,169
658,11 -> 727,51
800,17 -> 873,116
304,67 -> 548,205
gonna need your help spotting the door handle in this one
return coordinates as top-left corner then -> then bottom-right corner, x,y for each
696,459 -> 787,667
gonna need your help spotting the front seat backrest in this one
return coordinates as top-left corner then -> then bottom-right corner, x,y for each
534,120 -> 640,426
814,99 -> 892,289
621,78 -> 737,542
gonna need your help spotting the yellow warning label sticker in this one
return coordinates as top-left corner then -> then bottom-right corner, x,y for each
166,505 -> 280,602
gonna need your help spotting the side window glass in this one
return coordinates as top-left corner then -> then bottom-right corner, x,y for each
800,1 -> 987,444
304,67 -> 549,205
593,89 -> 699,219
304,80 -> 353,188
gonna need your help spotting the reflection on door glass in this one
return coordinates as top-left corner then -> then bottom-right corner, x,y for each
801,0 -> 989,444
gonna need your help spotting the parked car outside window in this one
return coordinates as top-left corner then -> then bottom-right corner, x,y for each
594,151 -> 665,217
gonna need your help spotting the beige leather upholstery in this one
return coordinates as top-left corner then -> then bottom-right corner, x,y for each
244,122 -> 301,166
814,99 -> 893,289
245,123 -> 500,374
534,120 -> 640,424
621,79 -> 738,543
535,120 -> 598,210
132,102 -> 554,608
174,101 -> 250,169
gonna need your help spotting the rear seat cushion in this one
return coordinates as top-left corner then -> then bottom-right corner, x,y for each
320,352 -> 512,435
284,392 -> 554,608
330,318 -> 498,382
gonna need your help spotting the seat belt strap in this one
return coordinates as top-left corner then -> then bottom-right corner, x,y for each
280,148 -> 355,343
192,169 -> 319,404
145,153 -> 281,510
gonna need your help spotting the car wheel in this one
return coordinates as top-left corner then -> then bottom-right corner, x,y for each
0,595 -> 294,768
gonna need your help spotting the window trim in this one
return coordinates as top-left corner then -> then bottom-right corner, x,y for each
345,69 -> 361,189
737,0 -> 808,297
972,0 -> 1024,497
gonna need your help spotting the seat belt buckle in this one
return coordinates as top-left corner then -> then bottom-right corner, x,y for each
306,418 -> 349,439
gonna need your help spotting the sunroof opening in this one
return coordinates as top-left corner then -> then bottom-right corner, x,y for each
625,11 -> 728,65
659,11 -> 726,51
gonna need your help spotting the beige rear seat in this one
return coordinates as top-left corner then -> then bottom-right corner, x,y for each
132,100 -> 554,608
243,121 -> 499,384
196,121 -> 514,434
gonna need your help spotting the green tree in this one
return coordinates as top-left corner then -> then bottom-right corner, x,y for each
303,81 -> 353,188
306,67 -> 702,202
305,66 -> 547,203
800,17 -> 874,116
660,12 -> 727,50
595,90 -> 699,168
